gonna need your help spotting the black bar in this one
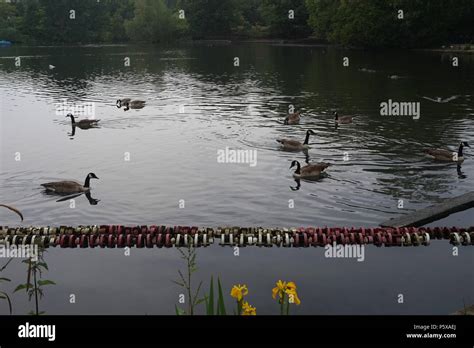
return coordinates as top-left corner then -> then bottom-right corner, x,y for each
0,315 -> 472,346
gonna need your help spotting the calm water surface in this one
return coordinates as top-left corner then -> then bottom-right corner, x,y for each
0,44 -> 473,314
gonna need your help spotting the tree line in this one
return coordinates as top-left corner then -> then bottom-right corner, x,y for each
0,0 -> 472,47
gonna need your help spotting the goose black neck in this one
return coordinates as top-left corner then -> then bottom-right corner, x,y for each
69,115 -> 75,124
458,143 -> 464,157
84,176 -> 91,188
304,131 -> 311,145
294,161 -> 301,174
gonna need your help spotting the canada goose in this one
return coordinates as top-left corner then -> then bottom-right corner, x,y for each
66,114 -> 100,129
277,130 -> 316,151
423,142 -> 470,162
116,99 -> 131,108
284,111 -> 301,125
0,204 -> 23,221
334,111 -> 353,124
290,160 -> 330,178
123,100 -> 146,111
41,173 -> 99,194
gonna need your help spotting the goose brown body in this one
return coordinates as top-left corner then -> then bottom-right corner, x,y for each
67,114 -> 100,129
284,112 -> 301,125
123,100 -> 146,111
423,142 -> 470,162
334,112 -> 353,124
41,173 -> 99,194
117,99 -> 145,109
290,160 -> 330,178
277,130 -> 315,151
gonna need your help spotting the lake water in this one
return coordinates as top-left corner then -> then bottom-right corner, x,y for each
0,43 -> 473,315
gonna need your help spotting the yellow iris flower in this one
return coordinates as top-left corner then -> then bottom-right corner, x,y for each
272,280 -> 301,305
286,281 -> 297,292
272,280 -> 287,299
230,284 -> 248,302
286,289 -> 301,305
242,301 -> 257,316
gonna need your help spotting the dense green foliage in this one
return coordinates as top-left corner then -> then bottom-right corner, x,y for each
125,0 -> 187,42
306,0 -> 474,47
0,0 -> 472,47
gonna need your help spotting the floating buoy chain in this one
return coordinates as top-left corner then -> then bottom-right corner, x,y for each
0,225 -> 472,248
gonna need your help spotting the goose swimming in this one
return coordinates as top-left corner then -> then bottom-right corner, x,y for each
290,160 -> 330,179
334,111 -> 353,124
277,130 -> 316,151
41,173 -> 99,194
423,142 -> 470,162
66,114 -> 100,129
284,111 -> 301,125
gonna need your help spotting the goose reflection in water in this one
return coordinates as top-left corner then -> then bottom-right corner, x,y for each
457,164 -> 467,179
54,191 -> 100,205
290,172 -> 329,191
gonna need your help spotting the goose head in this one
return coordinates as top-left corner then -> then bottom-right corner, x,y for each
88,173 -> 99,180
83,172 -> 99,189
462,141 -> 471,148
307,130 -> 316,136
289,160 -> 301,170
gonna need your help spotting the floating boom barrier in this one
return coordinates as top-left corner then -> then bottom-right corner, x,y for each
0,225 -> 473,249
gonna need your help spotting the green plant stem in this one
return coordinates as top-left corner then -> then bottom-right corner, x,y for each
33,263 -> 38,315
280,293 -> 285,315
237,300 -> 243,315
187,252 -> 192,315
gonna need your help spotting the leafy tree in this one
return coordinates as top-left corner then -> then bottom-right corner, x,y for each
1,0 -> 472,46
125,0 -> 187,42
178,0 -> 240,38
0,2 -> 22,42
260,0 -> 312,38
305,0 -> 474,47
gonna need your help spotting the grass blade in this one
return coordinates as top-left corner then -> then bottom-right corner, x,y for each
0,291 -> 12,315
217,277 -> 226,316
207,276 -> 214,315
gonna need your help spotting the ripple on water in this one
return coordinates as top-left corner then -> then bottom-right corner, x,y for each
1,45 -> 474,227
